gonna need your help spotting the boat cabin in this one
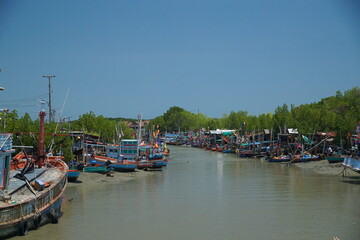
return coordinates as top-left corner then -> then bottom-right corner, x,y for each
121,139 -> 139,160
106,145 -> 121,159
0,133 -> 14,191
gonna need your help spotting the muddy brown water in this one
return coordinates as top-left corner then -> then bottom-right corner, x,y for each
13,146 -> 360,240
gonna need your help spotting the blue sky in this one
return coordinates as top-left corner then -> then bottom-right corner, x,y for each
0,0 -> 359,120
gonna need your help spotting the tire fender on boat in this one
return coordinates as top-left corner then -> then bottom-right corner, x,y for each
18,219 -> 28,236
49,210 -> 59,224
34,213 -> 42,228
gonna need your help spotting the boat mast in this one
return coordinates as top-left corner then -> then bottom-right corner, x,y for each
137,113 -> 142,157
38,101 -> 46,168
43,75 -> 56,122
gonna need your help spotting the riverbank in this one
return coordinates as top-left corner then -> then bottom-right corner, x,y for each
67,169 -> 154,187
293,160 -> 359,177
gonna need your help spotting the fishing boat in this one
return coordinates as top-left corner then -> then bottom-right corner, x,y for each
163,148 -> 170,156
237,149 -> 256,158
136,156 -> 153,170
90,154 -> 137,172
67,166 -> 81,182
139,144 -> 168,169
342,122 -> 360,174
342,156 -> 360,174
83,140 -> 137,172
222,147 -> 236,154
291,154 -> 319,163
83,165 -> 113,173
0,108 -> 68,238
148,151 -> 168,168
268,155 -> 292,162
326,156 -> 345,164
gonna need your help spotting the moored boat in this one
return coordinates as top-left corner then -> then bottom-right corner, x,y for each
268,155 -> 292,162
342,156 -> 360,174
136,158 -> 153,169
90,154 -> 137,172
83,165 -> 113,173
326,156 -> 345,164
291,154 -> 319,163
67,167 -> 81,182
342,122 -> 360,174
222,150 -> 235,153
0,108 -> 68,238
238,149 -> 256,158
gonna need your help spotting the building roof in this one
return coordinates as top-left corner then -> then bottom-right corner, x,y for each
316,132 -> 337,137
126,120 -> 150,128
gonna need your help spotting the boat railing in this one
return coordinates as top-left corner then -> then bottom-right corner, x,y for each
0,133 -> 12,151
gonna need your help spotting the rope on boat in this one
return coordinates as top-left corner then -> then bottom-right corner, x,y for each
20,201 -> 23,218
337,167 -> 346,177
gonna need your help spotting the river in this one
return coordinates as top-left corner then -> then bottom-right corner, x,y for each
15,146 -> 360,240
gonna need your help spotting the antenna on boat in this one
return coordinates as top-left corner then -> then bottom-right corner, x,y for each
48,88 -> 70,153
43,75 -> 56,122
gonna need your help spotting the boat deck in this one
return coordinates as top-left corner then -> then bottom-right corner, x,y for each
7,168 -> 46,195
0,167 -> 63,207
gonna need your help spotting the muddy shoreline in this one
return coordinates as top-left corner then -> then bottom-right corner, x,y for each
67,169 -> 154,187
293,160 -> 359,177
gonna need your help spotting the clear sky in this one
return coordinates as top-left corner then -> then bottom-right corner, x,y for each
0,0 -> 359,120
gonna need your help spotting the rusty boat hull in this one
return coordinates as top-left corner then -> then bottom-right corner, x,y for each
0,159 -> 68,238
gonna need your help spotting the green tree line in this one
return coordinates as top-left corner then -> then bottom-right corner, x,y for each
148,87 -> 360,146
0,111 -> 134,161
2,87 -> 359,160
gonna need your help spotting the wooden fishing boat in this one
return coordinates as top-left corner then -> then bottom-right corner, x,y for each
67,169 -> 81,182
136,158 -> 153,169
83,165 -> 113,173
342,156 -> 360,174
151,159 -> 168,168
0,109 -> 68,238
341,122 -> 360,173
326,156 -> 345,164
222,150 -> 235,153
238,149 -> 256,158
268,155 -> 292,162
90,155 -> 137,172
163,149 -> 170,156
291,154 -> 319,163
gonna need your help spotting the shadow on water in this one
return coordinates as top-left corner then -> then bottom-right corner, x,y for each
341,176 -> 360,185
70,180 -> 83,184
146,168 -> 163,172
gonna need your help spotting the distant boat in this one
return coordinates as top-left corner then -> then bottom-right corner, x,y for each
238,149 -> 256,158
222,150 -> 235,153
268,155 -> 292,162
291,154 -> 319,163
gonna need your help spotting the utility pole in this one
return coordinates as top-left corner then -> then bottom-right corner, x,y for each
43,75 -> 56,122
0,69 -> 4,91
